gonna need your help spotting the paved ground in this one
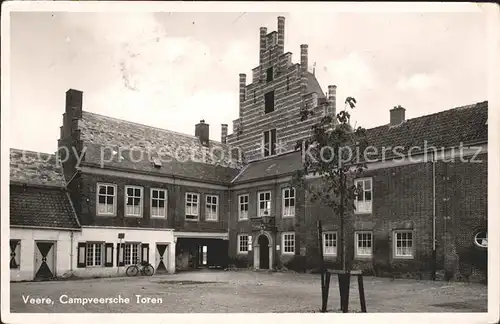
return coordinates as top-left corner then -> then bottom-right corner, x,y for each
10,270 -> 487,313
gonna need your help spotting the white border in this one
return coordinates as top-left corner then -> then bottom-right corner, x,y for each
1,2 -> 499,324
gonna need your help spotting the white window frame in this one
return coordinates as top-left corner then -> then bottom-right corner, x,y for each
355,231 -> 373,258
123,242 -> 141,266
237,234 -> 251,254
125,185 -> 143,217
474,231 -> 487,248
150,188 -> 168,218
85,242 -> 104,267
282,232 -> 295,255
185,192 -> 200,221
323,231 -> 337,256
354,178 -> 372,214
238,194 -> 249,221
205,195 -> 219,221
393,230 -> 414,259
262,129 -> 277,157
258,191 -> 272,217
282,187 -> 296,217
96,183 -> 117,216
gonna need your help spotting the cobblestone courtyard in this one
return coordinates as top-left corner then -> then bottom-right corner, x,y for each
10,270 -> 487,313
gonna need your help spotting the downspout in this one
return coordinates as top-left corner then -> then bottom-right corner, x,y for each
432,151 -> 437,280
227,184 -> 231,269
70,231 -> 74,273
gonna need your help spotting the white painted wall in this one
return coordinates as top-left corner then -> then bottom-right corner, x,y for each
72,227 -> 176,278
10,226 -> 176,281
10,228 -> 75,282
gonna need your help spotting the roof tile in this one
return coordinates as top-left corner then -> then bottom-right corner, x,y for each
10,184 -> 80,229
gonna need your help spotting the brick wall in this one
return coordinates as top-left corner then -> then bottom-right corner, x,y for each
228,180 -> 306,269
72,172 -> 229,233
227,18 -> 334,162
227,154 -> 488,282
436,153 -> 488,282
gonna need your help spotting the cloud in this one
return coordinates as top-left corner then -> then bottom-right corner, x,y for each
396,72 -> 448,92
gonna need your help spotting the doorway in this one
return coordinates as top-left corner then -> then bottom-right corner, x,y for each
155,244 -> 169,273
258,235 -> 270,269
34,241 -> 55,280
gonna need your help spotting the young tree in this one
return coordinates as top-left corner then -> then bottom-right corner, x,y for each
293,97 -> 369,271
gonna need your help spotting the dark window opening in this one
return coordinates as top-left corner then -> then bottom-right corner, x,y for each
286,76 -> 290,91
266,67 -> 273,82
263,129 -> 277,157
253,90 -> 256,104
264,91 -> 275,114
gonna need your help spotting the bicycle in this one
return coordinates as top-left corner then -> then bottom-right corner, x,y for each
126,260 -> 155,277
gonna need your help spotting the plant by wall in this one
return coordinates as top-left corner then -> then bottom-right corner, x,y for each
292,97 -> 369,271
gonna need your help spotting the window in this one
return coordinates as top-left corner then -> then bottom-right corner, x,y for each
286,76 -> 290,91
238,234 -> 251,254
10,239 -> 20,269
151,188 -> 167,218
124,243 -> 141,266
86,243 -> 104,267
323,232 -> 337,256
258,191 -> 271,217
282,232 -> 295,254
263,129 -> 277,157
78,242 -> 113,268
185,193 -> 200,221
282,187 -> 295,217
205,195 -> 219,221
355,231 -> 373,257
125,186 -> 143,217
474,231 -> 487,248
354,178 -> 372,214
264,91 -> 275,113
97,183 -> 116,216
238,194 -> 249,220
266,67 -> 273,82
394,231 -> 414,258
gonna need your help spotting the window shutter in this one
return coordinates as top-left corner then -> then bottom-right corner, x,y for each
104,243 -> 114,267
77,243 -> 86,268
117,243 -> 125,266
141,243 -> 150,264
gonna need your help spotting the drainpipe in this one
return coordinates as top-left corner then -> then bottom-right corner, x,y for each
70,231 -> 74,272
432,152 -> 437,280
227,185 -> 231,269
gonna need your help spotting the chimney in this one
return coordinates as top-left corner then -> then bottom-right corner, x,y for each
221,124 -> 228,144
259,27 -> 267,64
327,85 -> 337,117
195,120 -> 210,146
239,74 -> 246,103
277,16 -> 285,53
300,44 -> 308,74
65,89 -> 83,119
390,105 -> 406,126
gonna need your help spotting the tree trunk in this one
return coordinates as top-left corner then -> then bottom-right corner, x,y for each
339,170 -> 345,271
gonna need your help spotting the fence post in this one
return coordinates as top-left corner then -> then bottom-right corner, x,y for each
317,220 -> 328,312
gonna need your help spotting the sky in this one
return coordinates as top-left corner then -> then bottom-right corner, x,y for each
9,7 -> 490,154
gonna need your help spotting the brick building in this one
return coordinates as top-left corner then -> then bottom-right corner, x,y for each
10,16 -> 487,281
224,17 -> 488,282
9,149 -> 81,281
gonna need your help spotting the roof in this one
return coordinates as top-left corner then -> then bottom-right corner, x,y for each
10,149 -> 65,187
365,101 -> 488,160
79,111 -> 241,169
306,72 -> 326,99
231,101 -> 488,183
231,151 -> 302,184
82,143 -> 241,185
10,184 -> 80,230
